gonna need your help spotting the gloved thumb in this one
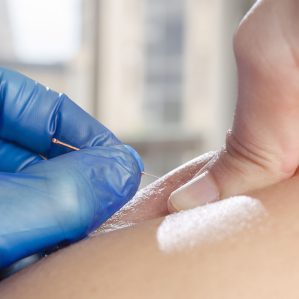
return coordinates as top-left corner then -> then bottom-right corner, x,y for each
168,131 -> 290,212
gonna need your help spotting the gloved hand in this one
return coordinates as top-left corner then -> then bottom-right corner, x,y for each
0,67 -> 143,269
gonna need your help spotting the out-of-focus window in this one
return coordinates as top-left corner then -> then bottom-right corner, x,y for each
6,0 -> 81,65
144,0 -> 184,128
0,0 -> 96,115
0,0 -> 256,181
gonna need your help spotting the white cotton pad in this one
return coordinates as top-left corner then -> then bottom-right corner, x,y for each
157,195 -> 266,253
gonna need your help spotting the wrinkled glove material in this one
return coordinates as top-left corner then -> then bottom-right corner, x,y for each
0,68 -> 143,269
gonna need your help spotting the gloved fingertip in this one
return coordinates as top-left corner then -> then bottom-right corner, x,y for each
123,144 -> 144,172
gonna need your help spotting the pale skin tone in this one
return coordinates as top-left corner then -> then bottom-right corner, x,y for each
169,0 -> 299,211
1,158 -> 299,299
2,0 -> 299,297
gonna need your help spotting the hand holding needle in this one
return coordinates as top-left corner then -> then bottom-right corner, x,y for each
52,138 -> 159,179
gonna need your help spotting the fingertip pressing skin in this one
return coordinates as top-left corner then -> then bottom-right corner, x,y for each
168,171 -> 220,211
99,152 -> 216,232
167,0 -> 299,212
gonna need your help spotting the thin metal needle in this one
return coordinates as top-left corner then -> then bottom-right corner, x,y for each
52,138 -> 80,151
141,172 -> 160,179
51,138 -> 159,179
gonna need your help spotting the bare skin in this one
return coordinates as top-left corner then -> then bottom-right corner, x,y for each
100,152 -> 214,231
169,0 -> 299,211
0,158 -> 299,298
2,1 -> 299,298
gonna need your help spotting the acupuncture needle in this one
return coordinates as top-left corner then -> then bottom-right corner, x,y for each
52,138 -> 159,179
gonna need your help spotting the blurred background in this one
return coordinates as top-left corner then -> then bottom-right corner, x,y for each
0,0 -> 254,185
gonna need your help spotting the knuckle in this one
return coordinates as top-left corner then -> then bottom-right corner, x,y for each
224,130 -> 290,180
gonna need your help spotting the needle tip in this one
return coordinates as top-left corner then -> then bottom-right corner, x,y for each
141,171 -> 160,179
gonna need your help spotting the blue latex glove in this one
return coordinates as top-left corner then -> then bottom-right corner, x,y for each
0,67 -> 144,269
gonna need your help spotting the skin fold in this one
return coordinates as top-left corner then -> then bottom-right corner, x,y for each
169,0 -> 299,211
99,151 -> 215,231
3,1 -> 299,298
1,158 -> 299,298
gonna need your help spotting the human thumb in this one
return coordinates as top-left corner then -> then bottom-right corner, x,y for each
168,131 -> 291,212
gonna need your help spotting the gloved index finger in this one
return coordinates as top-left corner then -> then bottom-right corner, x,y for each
0,67 -> 121,158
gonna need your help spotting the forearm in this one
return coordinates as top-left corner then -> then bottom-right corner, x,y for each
2,171 -> 299,298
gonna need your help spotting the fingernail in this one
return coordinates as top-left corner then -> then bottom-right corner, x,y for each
169,171 -> 219,211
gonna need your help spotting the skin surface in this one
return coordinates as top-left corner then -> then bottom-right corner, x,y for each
169,0 -> 299,210
99,151 -> 215,232
2,1 -> 299,297
1,159 -> 299,298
